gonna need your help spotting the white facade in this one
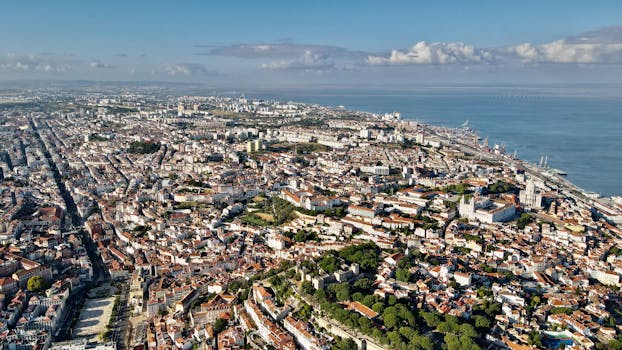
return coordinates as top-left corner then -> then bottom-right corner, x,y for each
519,180 -> 542,209
459,196 -> 516,223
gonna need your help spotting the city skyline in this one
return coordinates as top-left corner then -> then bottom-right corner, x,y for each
1,1 -> 622,86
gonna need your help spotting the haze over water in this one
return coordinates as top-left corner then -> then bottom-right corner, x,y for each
250,85 -> 622,197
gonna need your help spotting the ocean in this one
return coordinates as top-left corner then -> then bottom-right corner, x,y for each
247,85 -> 622,197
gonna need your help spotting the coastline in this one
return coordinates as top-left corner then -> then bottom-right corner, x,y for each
301,99 -> 618,207
248,87 -> 622,198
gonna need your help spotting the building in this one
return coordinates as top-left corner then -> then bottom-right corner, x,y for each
360,165 -> 390,176
247,139 -> 264,153
590,269 -> 620,287
12,265 -> 53,288
283,316 -> 327,350
519,180 -> 542,209
244,299 -> 295,350
0,277 -> 18,294
453,272 -> 472,287
191,292 -> 238,326
459,196 -> 516,223
347,205 -> 379,219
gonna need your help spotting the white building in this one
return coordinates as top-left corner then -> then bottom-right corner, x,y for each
283,316 -> 327,350
590,269 -> 620,287
459,196 -> 516,223
519,180 -> 542,209
454,272 -> 472,287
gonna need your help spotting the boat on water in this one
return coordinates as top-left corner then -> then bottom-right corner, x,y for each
549,168 -> 568,176
538,155 -> 567,177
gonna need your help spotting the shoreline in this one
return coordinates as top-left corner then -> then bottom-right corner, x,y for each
307,99 -> 620,199
246,86 -> 621,198
302,99 -> 619,204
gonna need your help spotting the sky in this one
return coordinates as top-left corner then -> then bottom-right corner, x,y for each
1,0 -> 622,87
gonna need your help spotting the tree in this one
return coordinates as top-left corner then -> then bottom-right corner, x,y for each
315,288 -> 327,301
421,311 -> 441,328
395,304 -> 416,327
333,283 -> 351,302
361,294 -> 376,307
372,302 -> 385,314
550,307 -> 574,315
444,334 -> 481,350
444,334 -> 461,350
438,318 -> 459,334
338,242 -> 381,272
487,180 -> 515,195
528,331 -> 543,347
459,323 -> 478,338
473,315 -> 491,329
301,281 -> 314,295
128,141 -> 160,154
297,303 -> 312,321
517,213 -> 533,229
396,268 -> 411,282
319,256 -> 338,273
476,286 -> 493,299
383,311 -> 399,330
353,278 -> 373,292
387,330 -> 402,345
294,230 -> 310,242
351,292 -> 364,302
214,318 -> 228,334
332,337 -> 357,350
415,335 -> 434,350
372,328 -> 384,342
27,275 -> 46,292
358,316 -> 372,333
399,326 -> 416,340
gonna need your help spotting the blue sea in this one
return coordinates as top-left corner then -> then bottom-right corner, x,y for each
247,85 -> 622,197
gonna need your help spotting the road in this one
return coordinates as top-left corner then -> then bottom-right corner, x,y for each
30,118 -> 113,344
30,118 -> 109,284
110,282 -> 131,350
53,285 -> 88,341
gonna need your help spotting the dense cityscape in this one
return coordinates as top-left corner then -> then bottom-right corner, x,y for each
0,88 -> 621,350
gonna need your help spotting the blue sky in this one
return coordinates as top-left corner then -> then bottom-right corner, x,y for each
1,0 -> 622,86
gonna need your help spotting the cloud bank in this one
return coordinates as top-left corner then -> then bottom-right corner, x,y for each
366,26 -> 622,66
2,26 -> 621,82
0,53 -> 72,73
164,63 -> 218,77
261,50 -> 337,72
201,43 -> 367,60
366,41 -> 492,65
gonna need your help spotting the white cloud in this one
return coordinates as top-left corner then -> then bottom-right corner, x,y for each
89,61 -> 114,69
164,63 -> 217,77
261,50 -> 336,72
367,41 -> 492,65
367,26 -> 622,66
507,39 -> 622,64
201,43 -> 367,60
0,53 -> 72,73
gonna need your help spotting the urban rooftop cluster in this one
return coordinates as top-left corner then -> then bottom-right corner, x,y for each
1,89 -> 622,350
